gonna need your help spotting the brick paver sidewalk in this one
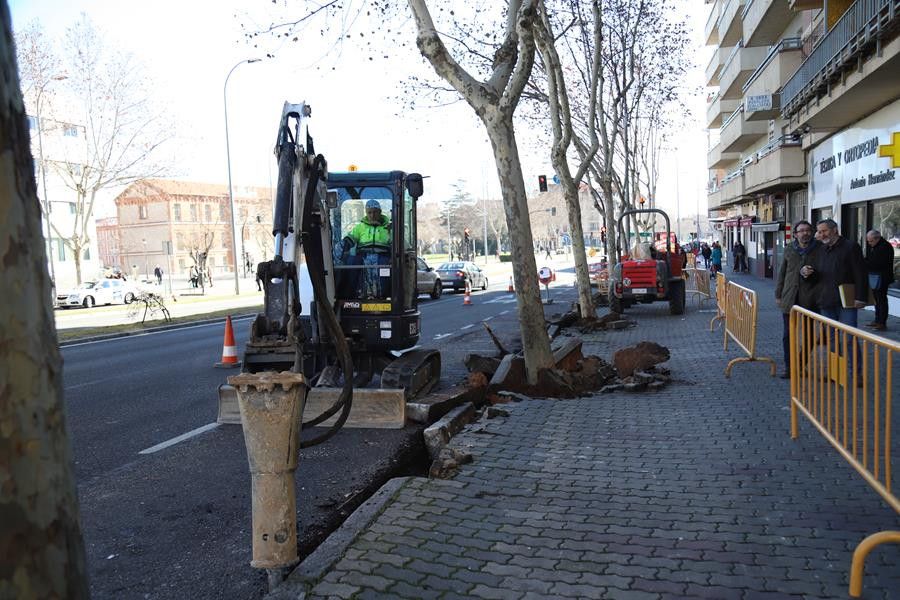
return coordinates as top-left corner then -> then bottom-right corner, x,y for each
275,273 -> 900,599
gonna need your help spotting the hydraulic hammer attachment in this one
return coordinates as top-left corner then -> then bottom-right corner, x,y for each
244,257 -> 301,373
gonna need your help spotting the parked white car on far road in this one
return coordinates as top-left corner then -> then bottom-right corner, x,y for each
56,279 -> 137,309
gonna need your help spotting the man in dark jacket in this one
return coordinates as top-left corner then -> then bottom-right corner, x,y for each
775,220 -> 821,378
814,219 -> 867,327
732,240 -> 747,272
865,229 -> 895,330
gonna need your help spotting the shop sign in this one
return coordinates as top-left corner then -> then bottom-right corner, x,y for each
810,99 -> 900,210
724,218 -> 739,227
739,217 -> 754,227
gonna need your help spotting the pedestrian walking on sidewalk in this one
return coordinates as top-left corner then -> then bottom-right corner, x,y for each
864,229 -> 894,331
732,239 -> 747,273
153,265 -> 163,285
710,242 -> 722,275
775,220 -> 821,378
701,243 -> 712,268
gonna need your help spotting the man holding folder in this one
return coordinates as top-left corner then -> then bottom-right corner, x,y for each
814,218 -> 867,327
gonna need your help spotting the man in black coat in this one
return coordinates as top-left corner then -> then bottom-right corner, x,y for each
865,229 -> 895,331
732,240 -> 747,272
814,219 -> 867,327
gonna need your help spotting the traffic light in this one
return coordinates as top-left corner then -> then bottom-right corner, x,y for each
639,196 -> 646,206
538,174 -> 548,192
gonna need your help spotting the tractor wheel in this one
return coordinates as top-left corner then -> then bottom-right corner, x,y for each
609,291 -> 623,315
669,278 -> 685,315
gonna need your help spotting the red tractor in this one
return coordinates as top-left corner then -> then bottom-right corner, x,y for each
607,208 -> 686,315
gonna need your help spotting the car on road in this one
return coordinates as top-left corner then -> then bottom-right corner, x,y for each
56,278 -> 138,308
436,261 -> 488,292
416,257 -> 442,299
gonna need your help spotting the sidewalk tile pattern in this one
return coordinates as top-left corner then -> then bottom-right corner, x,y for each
306,275 -> 900,599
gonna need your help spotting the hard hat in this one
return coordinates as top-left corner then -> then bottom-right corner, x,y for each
365,199 -> 381,210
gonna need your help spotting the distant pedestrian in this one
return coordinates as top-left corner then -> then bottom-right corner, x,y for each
710,242 -> 722,275
153,264 -> 163,285
732,239 -> 747,273
189,265 -> 199,288
864,229 -> 894,331
701,243 -> 712,269
774,220 -> 821,378
545,246 -> 552,260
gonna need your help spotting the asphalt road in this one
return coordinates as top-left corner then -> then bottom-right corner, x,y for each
64,276 -> 581,600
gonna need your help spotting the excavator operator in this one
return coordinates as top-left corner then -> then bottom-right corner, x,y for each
341,199 -> 392,298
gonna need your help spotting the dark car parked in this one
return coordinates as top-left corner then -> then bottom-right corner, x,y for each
436,261 -> 488,292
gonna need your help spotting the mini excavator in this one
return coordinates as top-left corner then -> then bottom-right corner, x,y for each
218,102 -> 440,437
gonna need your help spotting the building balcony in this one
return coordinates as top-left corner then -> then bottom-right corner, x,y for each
789,0 -> 823,9
705,46 -> 725,86
742,37 -> 804,97
744,137 -> 807,193
707,93 -> 742,128
718,0 -> 746,47
720,106 -> 768,152
708,186 -> 724,210
706,0 -> 721,45
708,141 -> 741,169
743,0 -> 795,47
719,44 -> 771,99
721,169 -> 748,204
782,0 -> 900,122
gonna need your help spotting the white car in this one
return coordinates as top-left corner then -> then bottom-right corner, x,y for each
56,279 -> 137,309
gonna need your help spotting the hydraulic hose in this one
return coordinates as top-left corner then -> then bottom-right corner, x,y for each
297,154 -> 353,448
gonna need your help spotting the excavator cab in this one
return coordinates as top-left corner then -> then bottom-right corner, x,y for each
329,171 -> 423,353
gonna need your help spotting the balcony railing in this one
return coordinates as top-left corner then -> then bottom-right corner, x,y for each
742,37 -> 803,93
782,0 -> 900,117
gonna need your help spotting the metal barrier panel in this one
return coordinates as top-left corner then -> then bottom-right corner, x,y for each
685,268 -> 712,305
723,280 -> 776,377
788,306 -> 900,597
710,272 -> 728,331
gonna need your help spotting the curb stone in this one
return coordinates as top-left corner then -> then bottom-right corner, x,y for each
264,477 -> 413,600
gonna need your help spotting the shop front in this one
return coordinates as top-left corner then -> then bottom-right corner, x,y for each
809,99 -> 900,296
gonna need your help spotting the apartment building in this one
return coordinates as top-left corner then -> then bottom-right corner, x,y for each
114,180 -> 273,282
705,0 -> 900,294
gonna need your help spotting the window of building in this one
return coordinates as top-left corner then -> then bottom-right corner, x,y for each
176,232 -> 184,251
189,204 -> 197,221
173,204 -> 181,221
222,233 -> 229,249
68,202 -> 77,215
63,124 -> 78,137
219,203 -> 227,221
82,247 -> 90,260
139,204 -> 148,219
205,204 -> 212,222
56,240 -> 66,262
178,258 -> 185,270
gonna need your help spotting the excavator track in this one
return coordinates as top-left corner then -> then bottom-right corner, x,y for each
380,348 -> 441,401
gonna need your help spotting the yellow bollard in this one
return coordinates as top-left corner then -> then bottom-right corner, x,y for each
227,371 -> 308,577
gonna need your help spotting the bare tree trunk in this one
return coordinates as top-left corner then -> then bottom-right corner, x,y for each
72,240 -> 83,284
0,2 -> 89,595
484,115 -> 554,379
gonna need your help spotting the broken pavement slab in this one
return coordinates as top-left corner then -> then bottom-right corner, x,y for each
423,402 -> 477,459
405,383 -> 484,424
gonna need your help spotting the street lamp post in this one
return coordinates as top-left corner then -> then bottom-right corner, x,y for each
142,238 -> 149,280
224,58 -> 261,295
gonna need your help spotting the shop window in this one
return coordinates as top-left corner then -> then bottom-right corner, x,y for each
872,200 -> 900,292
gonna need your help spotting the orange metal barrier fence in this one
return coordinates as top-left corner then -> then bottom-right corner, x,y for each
789,306 -> 899,597
709,272 -> 727,331
684,268 -> 712,305
723,280 -> 776,377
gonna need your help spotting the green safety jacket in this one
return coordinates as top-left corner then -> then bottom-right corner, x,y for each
347,215 -> 391,252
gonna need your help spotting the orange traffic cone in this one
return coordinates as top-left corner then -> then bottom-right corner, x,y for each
215,315 -> 242,368
507,276 -> 515,293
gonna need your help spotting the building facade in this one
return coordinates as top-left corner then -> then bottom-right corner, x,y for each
704,0 -> 900,295
114,180 -> 273,283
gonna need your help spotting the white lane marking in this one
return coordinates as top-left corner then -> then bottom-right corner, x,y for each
499,310 -> 510,315
483,316 -> 493,321
61,316 -> 255,349
461,324 -> 474,330
434,333 -> 452,340
139,422 -> 219,455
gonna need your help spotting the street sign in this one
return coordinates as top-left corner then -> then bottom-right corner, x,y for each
552,174 -> 560,184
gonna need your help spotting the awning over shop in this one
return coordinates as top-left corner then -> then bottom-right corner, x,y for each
750,221 -> 782,232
